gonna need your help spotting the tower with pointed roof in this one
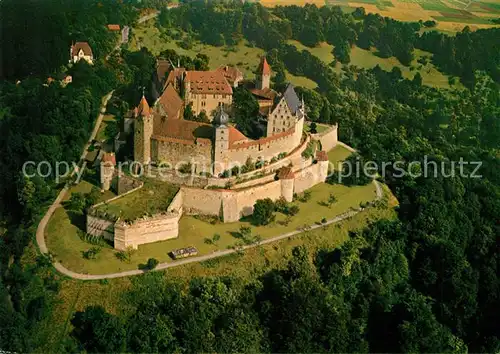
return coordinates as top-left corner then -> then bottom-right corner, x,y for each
256,56 -> 271,91
213,107 -> 230,175
134,95 -> 154,165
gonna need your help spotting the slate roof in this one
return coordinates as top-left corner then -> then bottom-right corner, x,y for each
283,83 -> 302,116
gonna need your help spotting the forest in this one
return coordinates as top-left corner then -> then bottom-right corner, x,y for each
1,0 -> 499,352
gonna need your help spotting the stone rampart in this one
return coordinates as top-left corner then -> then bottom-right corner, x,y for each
312,124 -> 338,152
114,211 -> 181,250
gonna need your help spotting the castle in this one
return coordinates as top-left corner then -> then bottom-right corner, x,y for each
92,57 -> 339,250
131,57 -> 306,176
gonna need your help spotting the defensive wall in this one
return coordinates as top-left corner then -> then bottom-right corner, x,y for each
311,124 -> 338,152
87,128 -> 338,250
152,136 -> 212,174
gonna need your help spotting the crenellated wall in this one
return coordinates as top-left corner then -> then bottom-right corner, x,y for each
114,211 -> 181,250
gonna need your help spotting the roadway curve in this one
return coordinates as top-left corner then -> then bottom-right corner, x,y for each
36,92 -> 113,255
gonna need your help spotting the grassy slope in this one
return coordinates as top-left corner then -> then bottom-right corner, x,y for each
287,40 -> 456,88
129,22 -> 317,88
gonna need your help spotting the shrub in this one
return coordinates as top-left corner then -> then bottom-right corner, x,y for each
253,198 -> 276,226
146,258 -> 159,270
310,122 -> 318,134
287,204 -> 300,216
82,247 -> 101,260
321,217 -> 327,224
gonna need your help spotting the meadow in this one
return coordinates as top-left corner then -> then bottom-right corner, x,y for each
287,39 -> 457,88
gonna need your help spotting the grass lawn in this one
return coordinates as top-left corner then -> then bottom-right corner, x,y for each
43,201 -> 395,352
95,114 -> 117,143
286,38 -> 457,88
129,23 -> 265,78
304,121 -> 331,134
328,144 -> 354,166
287,40 -> 335,63
94,179 -> 179,221
286,69 -> 318,89
47,178 -> 378,274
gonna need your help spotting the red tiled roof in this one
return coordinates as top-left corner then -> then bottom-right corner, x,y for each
258,57 -> 271,76
71,42 -> 92,57
102,152 -> 116,165
185,70 -> 232,95
156,59 -> 171,85
137,95 -> 150,117
251,87 -> 277,100
277,166 -> 294,179
165,67 -> 185,88
316,150 -> 328,161
153,118 -> 213,143
216,65 -> 243,84
228,126 -> 249,145
157,83 -> 183,119
107,24 -> 120,31
259,128 -> 294,144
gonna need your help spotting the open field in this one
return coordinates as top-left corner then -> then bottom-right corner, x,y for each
129,21 -> 318,87
285,69 -> 318,89
255,0 -> 500,31
331,0 -> 500,31
287,40 -> 456,88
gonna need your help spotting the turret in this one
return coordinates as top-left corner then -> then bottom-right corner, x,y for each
256,56 -> 271,90
278,167 -> 295,202
316,150 -> 329,182
134,95 -> 153,165
100,153 -> 116,191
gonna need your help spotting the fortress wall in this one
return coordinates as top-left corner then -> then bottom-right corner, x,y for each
206,136 -> 310,188
181,187 -> 225,216
152,139 -> 212,174
234,180 -> 282,221
314,124 -> 338,152
167,189 -> 184,213
86,214 -> 115,241
114,212 -> 180,250
234,173 -> 277,189
153,167 -> 209,188
294,162 -> 325,194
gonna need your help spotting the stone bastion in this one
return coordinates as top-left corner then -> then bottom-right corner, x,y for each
87,131 -> 337,250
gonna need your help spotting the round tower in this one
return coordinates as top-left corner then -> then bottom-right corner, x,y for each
133,95 -> 153,165
257,56 -> 271,91
316,150 -> 329,182
278,167 -> 295,202
100,152 -> 116,191
213,107 -> 230,176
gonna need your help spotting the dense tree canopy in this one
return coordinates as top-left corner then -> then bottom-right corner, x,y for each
1,0 -> 499,352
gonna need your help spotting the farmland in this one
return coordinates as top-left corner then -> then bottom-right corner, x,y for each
257,0 -> 500,32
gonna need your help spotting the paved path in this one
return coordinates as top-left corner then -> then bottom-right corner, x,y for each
36,92 -> 113,256
37,175 -> 383,280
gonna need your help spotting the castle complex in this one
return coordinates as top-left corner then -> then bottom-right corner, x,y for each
93,57 -> 339,250
132,57 -> 307,175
